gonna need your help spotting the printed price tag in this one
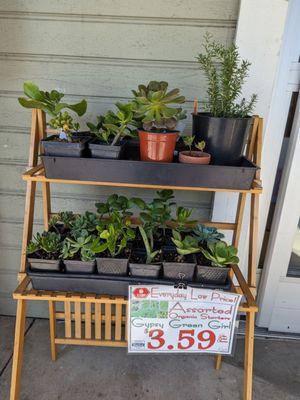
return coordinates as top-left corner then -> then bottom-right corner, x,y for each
128,285 -> 241,354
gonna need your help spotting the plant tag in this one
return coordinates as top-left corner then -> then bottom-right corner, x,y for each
128,285 -> 241,354
59,131 -> 67,140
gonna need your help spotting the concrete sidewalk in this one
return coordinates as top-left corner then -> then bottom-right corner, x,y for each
0,316 -> 299,400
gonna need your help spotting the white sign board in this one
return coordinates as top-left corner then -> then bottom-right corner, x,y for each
128,285 -> 242,354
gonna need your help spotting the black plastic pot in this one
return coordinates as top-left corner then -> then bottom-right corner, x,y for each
192,113 -> 252,165
129,263 -> 162,278
96,256 -> 129,276
196,265 -> 230,284
163,252 -> 196,281
27,258 -> 61,272
41,135 -> 90,157
89,139 -> 124,159
64,260 -> 96,274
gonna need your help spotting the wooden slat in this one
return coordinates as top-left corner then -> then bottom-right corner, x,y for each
125,304 -> 128,341
244,311 -> 256,400
95,303 -> 101,339
248,194 -> 259,288
48,301 -> 57,361
115,304 -> 122,341
105,303 -> 112,340
55,338 -> 127,347
20,181 -> 36,273
231,265 -> 257,310
74,302 -> 82,339
64,302 -> 72,338
85,303 -> 92,339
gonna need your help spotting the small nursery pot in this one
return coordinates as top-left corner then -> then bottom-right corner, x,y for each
196,265 -> 230,285
129,263 -> 162,278
64,260 -> 96,274
138,130 -> 178,162
41,135 -> 90,158
89,139 -> 124,159
162,251 -> 196,280
96,256 -> 129,276
27,258 -> 61,272
179,151 -> 211,165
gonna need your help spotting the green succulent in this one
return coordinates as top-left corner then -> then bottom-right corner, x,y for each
201,241 -> 239,267
171,230 -> 200,256
138,225 -> 161,264
48,111 -> 80,136
171,206 -> 196,232
70,212 -> 99,239
61,235 -> 95,262
131,81 -> 185,131
182,135 -> 195,153
27,231 -> 62,259
18,81 -> 87,117
193,224 -> 224,244
49,211 -> 76,233
95,194 -> 133,219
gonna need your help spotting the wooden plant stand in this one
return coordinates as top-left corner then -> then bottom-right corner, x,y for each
10,110 -> 262,400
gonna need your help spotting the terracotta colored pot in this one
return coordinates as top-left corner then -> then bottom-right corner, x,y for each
179,151 -> 211,165
139,130 -> 178,162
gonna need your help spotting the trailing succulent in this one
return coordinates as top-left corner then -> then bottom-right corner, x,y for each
196,33 -> 257,118
131,81 -> 186,131
18,81 -> 87,117
201,241 -> 239,267
27,232 -> 62,260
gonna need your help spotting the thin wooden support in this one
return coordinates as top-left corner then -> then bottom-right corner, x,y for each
232,193 -> 247,248
48,301 -> 57,361
95,303 -> 101,339
10,300 -> 27,400
64,302 -> 72,338
28,109 -> 39,168
115,304 -> 122,341
215,355 -> 222,370
74,302 -> 82,339
85,303 -> 92,339
244,311 -> 255,400
42,182 -> 51,231
248,194 -> 259,287
105,303 -> 112,340
125,304 -> 128,341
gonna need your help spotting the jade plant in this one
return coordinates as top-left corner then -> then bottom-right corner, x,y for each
18,81 -> 87,117
196,33 -> 257,118
171,230 -> 200,260
201,241 -> 239,267
91,212 -> 135,258
96,194 -> 133,219
131,81 -> 185,131
193,224 -> 224,244
27,232 -> 62,260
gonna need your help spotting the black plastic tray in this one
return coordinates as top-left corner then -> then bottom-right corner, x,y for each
27,269 -> 231,296
42,154 -> 257,190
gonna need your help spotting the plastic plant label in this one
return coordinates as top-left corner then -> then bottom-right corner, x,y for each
128,285 -> 242,354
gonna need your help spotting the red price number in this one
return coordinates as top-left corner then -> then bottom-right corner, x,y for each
147,329 -> 216,350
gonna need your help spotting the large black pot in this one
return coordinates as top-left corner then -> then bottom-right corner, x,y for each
192,113 -> 252,165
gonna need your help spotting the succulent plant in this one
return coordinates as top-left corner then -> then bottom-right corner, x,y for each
131,81 -> 185,131
70,212 -> 99,239
201,241 -> 239,267
95,194 -> 133,219
61,235 -> 95,262
26,232 -> 62,259
193,224 -> 224,244
195,140 -> 206,152
171,206 -> 196,232
48,111 -> 80,134
171,230 -> 200,256
18,81 -> 87,117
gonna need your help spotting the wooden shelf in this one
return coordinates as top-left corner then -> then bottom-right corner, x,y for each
23,164 -> 263,194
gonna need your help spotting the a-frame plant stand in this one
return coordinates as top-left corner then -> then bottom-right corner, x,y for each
10,110 -> 263,400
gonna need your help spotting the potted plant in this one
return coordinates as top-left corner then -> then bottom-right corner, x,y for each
91,212 -> 135,276
171,206 -> 197,233
61,234 -> 96,273
49,211 -> 76,237
87,103 -> 137,159
131,81 -> 186,162
193,34 -> 257,165
196,241 -> 239,284
162,230 -> 198,280
179,137 -> 211,164
18,81 -> 88,157
69,211 -> 99,240
27,232 -> 62,271
96,194 -> 133,220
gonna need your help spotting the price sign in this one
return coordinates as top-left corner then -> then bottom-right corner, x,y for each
128,285 -> 241,354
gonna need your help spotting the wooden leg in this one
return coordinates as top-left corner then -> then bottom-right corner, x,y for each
42,182 -> 51,231
48,301 -> 57,361
20,181 -> 36,273
215,354 -> 222,370
248,194 -> 259,287
10,300 -> 27,400
244,311 -> 255,400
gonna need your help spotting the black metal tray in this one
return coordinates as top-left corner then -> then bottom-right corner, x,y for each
27,269 -> 231,296
42,146 -> 257,190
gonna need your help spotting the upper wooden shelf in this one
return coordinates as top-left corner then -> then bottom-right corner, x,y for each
23,164 -> 263,194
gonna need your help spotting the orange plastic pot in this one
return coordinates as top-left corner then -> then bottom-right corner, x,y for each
138,130 -> 178,162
